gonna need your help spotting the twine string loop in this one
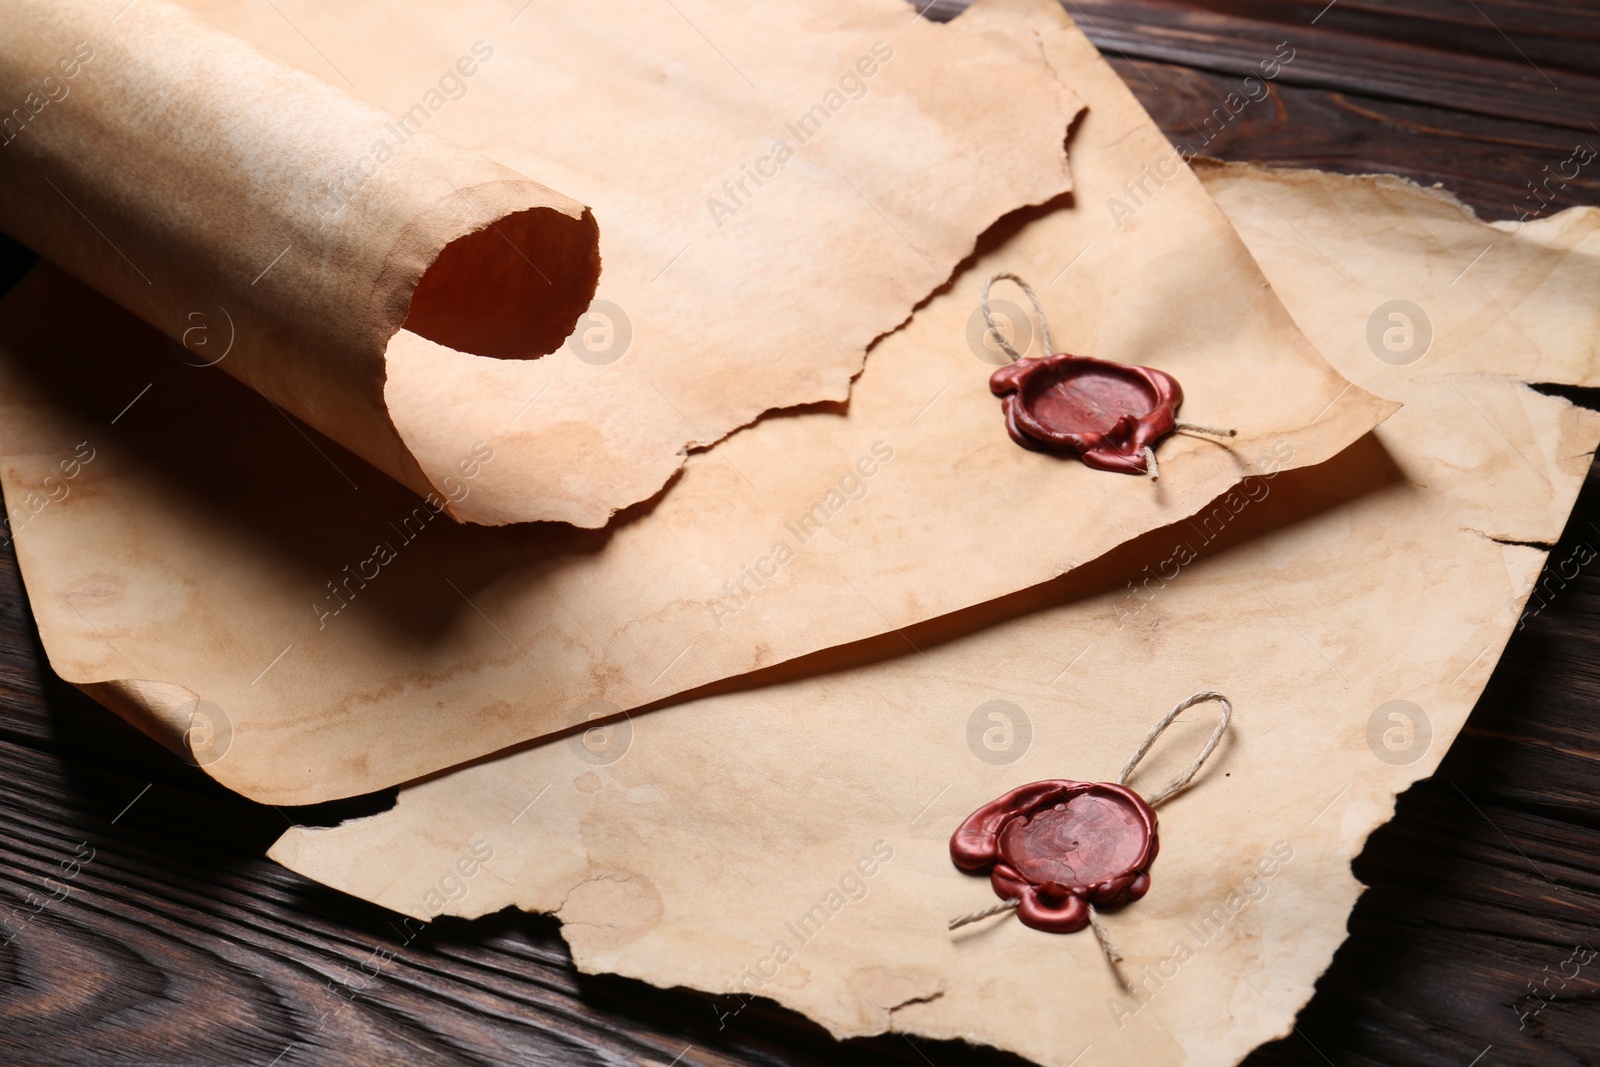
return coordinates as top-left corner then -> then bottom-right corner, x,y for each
1117,690 -> 1232,807
981,272 -> 1054,362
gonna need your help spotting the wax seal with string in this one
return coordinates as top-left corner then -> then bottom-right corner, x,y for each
980,274 -> 1236,479
947,692 -> 1231,971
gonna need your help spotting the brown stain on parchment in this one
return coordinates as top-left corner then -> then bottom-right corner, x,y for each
555,868 -> 664,952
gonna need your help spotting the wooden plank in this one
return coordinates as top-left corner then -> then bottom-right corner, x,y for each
1249,782 -> 1600,1067
1113,57 -> 1600,222
1066,0 -> 1600,133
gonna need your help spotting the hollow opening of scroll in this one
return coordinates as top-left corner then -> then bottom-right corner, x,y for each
402,206 -> 601,359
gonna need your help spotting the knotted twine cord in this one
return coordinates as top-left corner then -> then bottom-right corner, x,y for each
946,897 -> 1020,927
979,275 -> 1238,481
946,692 -> 1233,983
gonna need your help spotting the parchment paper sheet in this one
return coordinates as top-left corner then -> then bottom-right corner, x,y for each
172,0 -> 1092,526
0,4 -> 1385,805
1,0 -> 602,515
271,163 -> 1600,1067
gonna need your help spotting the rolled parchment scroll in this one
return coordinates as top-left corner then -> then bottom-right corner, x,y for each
0,0 -> 601,510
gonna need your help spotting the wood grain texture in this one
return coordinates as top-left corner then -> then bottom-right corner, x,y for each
3,2 -> 1600,1064
1068,0 -> 1600,132
1114,58 -> 1600,220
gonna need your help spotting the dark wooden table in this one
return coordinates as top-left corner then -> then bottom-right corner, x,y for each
3,2 -> 1599,1064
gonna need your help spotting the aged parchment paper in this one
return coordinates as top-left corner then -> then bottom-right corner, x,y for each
0,5 -> 1385,804
167,0 -> 1093,526
271,163 -> 1600,1067
1,0 -> 602,516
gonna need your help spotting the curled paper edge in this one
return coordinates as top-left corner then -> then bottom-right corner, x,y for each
0,0 -> 601,516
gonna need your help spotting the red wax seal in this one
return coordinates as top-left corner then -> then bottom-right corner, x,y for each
989,354 -> 1181,475
951,780 -> 1157,933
